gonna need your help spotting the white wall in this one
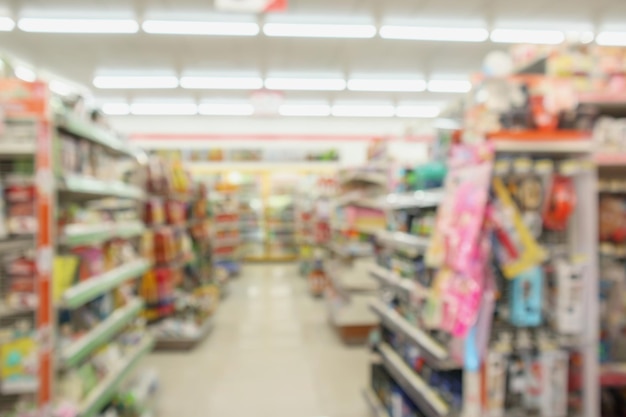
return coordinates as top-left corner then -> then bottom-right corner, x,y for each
111,115 -> 435,166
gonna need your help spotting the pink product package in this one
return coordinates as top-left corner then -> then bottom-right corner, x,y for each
427,143 -> 494,270
444,162 -> 493,273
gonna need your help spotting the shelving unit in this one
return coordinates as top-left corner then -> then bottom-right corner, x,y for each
141,161 -> 217,350
0,79 -> 156,417
324,156 -> 391,344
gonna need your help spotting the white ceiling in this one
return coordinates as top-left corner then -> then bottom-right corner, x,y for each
0,0 -> 625,108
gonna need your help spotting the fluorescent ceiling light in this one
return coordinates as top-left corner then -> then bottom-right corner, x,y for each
102,103 -> 130,116
18,18 -> 139,33
0,17 -> 15,31
180,76 -> 263,90
265,78 -> 346,91
347,79 -> 426,92
379,25 -> 488,42
490,28 -> 565,45
396,105 -> 440,118
198,103 -> 255,116
93,76 -> 178,89
279,104 -> 331,117
596,31 -> 626,46
427,80 -> 472,93
130,103 -> 198,116
15,66 -> 36,82
142,20 -> 259,36
331,105 -> 395,118
49,80 -> 73,96
263,23 -> 376,39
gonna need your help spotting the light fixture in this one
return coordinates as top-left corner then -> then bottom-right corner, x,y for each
265,78 -> 346,91
0,17 -> 15,31
18,18 -> 139,33
130,103 -> 198,116
180,76 -> 263,90
596,31 -> 626,46
198,103 -> 255,116
331,105 -> 395,118
15,66 -> 36,82
263,23 -> 376,39
347,79 -> 426,92
379,25 -> 488,42
142,20 -> 259,36
279,104 -> 331,117
93,76 -> 178,89
427,80 -> 472,93
395,105 -> 440,118
490,28 -> 565,45
102,103 -> 131,116
49,80 -> 74,96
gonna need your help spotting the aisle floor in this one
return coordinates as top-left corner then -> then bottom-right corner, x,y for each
145,263 -> 370,417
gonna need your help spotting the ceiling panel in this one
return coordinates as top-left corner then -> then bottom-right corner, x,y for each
1,0 -> 625,108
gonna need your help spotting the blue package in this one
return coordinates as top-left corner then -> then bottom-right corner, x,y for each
509,266 -> 543,327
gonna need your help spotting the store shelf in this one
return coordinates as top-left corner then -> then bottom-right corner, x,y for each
60,299 -> 144,368
0,142 -> 36,156
340,171 -> 387,186
368,265 -> 418,299
578,93 -> 626,113
595,152 -> 626,167
376,231 -> 430,257
60,259 -> 152,309
0,304 -> 33,319
56,111 -> 138,157
363,387 -> 391,417
0,379 -> 38,395
601,362 -> 626,387
371,301 -> 457,370
327,241 -> 373,258
60,175 -> 145,200
77,336 -> 155,417
493,138 -> 593,154
0,236 -> 33,253
61,221 -> 145,246
385,189 -> 444,210
378,343 -> 451,417
154,316 -> 214,351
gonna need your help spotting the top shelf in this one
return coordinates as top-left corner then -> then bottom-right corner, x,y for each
55,111 -> 141,159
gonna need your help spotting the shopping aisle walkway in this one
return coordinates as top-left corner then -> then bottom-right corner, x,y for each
145,263 -> 370,417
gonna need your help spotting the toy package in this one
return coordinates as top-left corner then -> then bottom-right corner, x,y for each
553,259 -> 585,335
509,266 -> 543,327
427,143 -> 494,270
491,178 -> 546,279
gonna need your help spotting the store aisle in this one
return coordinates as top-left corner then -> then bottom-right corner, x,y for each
145,263 -> 370,417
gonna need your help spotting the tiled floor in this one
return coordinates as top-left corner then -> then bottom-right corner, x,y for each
145,263 -> 370,417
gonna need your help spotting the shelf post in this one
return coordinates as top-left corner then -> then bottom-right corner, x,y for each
35,118 -> 55,415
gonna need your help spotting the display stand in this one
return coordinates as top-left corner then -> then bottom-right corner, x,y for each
365,137 -> 598,417
142,157 -> 217,351
324,157 -> 390,344
0,78 -> 156,417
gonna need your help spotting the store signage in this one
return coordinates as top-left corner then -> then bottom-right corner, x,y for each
215,0 -> 287,12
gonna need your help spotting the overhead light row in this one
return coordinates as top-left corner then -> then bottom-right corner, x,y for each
0,16 -> 615,45
93,76 -> 472,93
101,102 -> 441,118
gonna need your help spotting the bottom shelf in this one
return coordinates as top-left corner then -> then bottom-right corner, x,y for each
154,317 -> 214,351
363,387 -> 391,417
378,343 -> 450,417
79,336 -> 155,417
